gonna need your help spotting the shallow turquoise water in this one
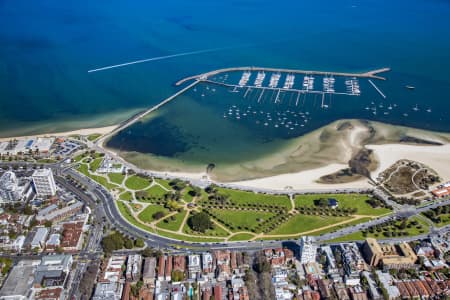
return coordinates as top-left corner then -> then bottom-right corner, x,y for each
1,0 -> 450,141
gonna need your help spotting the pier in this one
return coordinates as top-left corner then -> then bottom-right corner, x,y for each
97,80 -> 200,146
368,79 -> 387,99
176,66 -> 390,86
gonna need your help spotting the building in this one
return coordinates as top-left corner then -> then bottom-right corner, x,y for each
30,227 -> 49,251
45,233 -> 61,251
12,235 -> 25,252
32,169 -> 56,197
375,271 -> 400,300
362,238 -> 417,269
340,243 -> 365,286
33,287 -> 63,300
126,254 -> 142,281
299,236 -> 317,264
0,260 -> 39,300
188,255 -> 201,279
142,257 -> 156,286
0,172 -> 22,203
60,221 -> 84,251
202,252 -> 214,274
35,201 -> 83,223
92,282 -> 123,300
34,255 -> 73,288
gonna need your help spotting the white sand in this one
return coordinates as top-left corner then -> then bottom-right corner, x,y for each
230,143 -> 450,191
368,143 -> 450,182
231,163 -> 371,191
0,125 -> 117,142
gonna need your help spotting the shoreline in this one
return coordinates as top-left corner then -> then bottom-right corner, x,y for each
3,119 -> 450,191
0,125 -> 117,142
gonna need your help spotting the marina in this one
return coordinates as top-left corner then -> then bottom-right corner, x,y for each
175,67 -> 391,109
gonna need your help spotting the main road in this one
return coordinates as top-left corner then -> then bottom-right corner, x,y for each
60,163 -> 450,251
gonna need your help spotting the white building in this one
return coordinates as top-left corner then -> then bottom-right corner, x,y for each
126,254 -> 142,281
30,227 -> 49,251
299,236 -> 317,264
32,169 -> 56,197
12,235 -> 25,252
0,172 -> 22,203
188,255 -> 201,279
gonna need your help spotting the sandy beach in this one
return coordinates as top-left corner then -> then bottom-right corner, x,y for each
0,125 -> 116,142
3,118 -> 450,191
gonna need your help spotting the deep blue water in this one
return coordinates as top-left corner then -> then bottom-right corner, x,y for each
1,0 -> 450,139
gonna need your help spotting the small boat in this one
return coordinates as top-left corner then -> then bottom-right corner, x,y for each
405,85 -> 415,90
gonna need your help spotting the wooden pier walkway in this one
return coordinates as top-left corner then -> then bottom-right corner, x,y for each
97,80 -> 200,146
176,66 -> 390,86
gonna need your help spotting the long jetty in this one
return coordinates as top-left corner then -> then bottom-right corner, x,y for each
97,80 -> 200,146
176,66 -> 391,86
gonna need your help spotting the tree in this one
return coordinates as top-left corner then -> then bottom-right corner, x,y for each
187,212 -> 213,233
171,270 -> 185,282
135,238 -> 145,248
124,238 -> 134,249
102,232 -> 125,253
44,220 -> 52,228
254,253 -> 271,273
152,211 -> 166,220
23,205 -> 33,215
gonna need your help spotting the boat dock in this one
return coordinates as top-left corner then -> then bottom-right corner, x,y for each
176,66 -> 390,86
368,79 -> 387,99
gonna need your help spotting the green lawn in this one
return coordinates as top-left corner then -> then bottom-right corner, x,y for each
182,189 -> 194,203
210,209 -> 275,232
77,164 -> 118,190
154,179 -> 172,190
89,158 -> 103,172
119,191 -> 133,201
125,175 -> 151,190
116,201 -> 154,233
327,216 -> 430,243
155,229 -> 225,243
145,185 -> 168,198
156,210 -> 187,231
183,215 -> 230,237
217,188 -> 291,209
268,214 -> 347,235
228,233 -> 256,241
87,133 -> 102,141
294,194 -> 391,216
108,173 -> 126,185
138,205 -> 169,223
309,217 -> 373,236
435,214 -> 450,227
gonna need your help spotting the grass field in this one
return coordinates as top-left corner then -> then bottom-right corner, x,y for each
327,216 -> 430,243
125,175 -> 151,190
295,194 -> 391,216
228,233 -> 256,241
182,189 -> 194,202
116,201 -> 154,233
268,214 -> 347,235
211,209 -> 275,231
89,158 -> 103,172
145,185 -> 168,198
138,205 -> 169,223
154,229 -> 225,243
154,179 -> 172,190
217,188 -> 291,208
156,210 -> 187,231
308,217 -> 373,236
77,164 -> 118,190
119,191 -> 133,201
87,133 -> 102,141
183,216 -> 230,237
108,173 -> 125,185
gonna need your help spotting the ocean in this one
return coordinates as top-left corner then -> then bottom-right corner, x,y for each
1,0 -> 450,169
